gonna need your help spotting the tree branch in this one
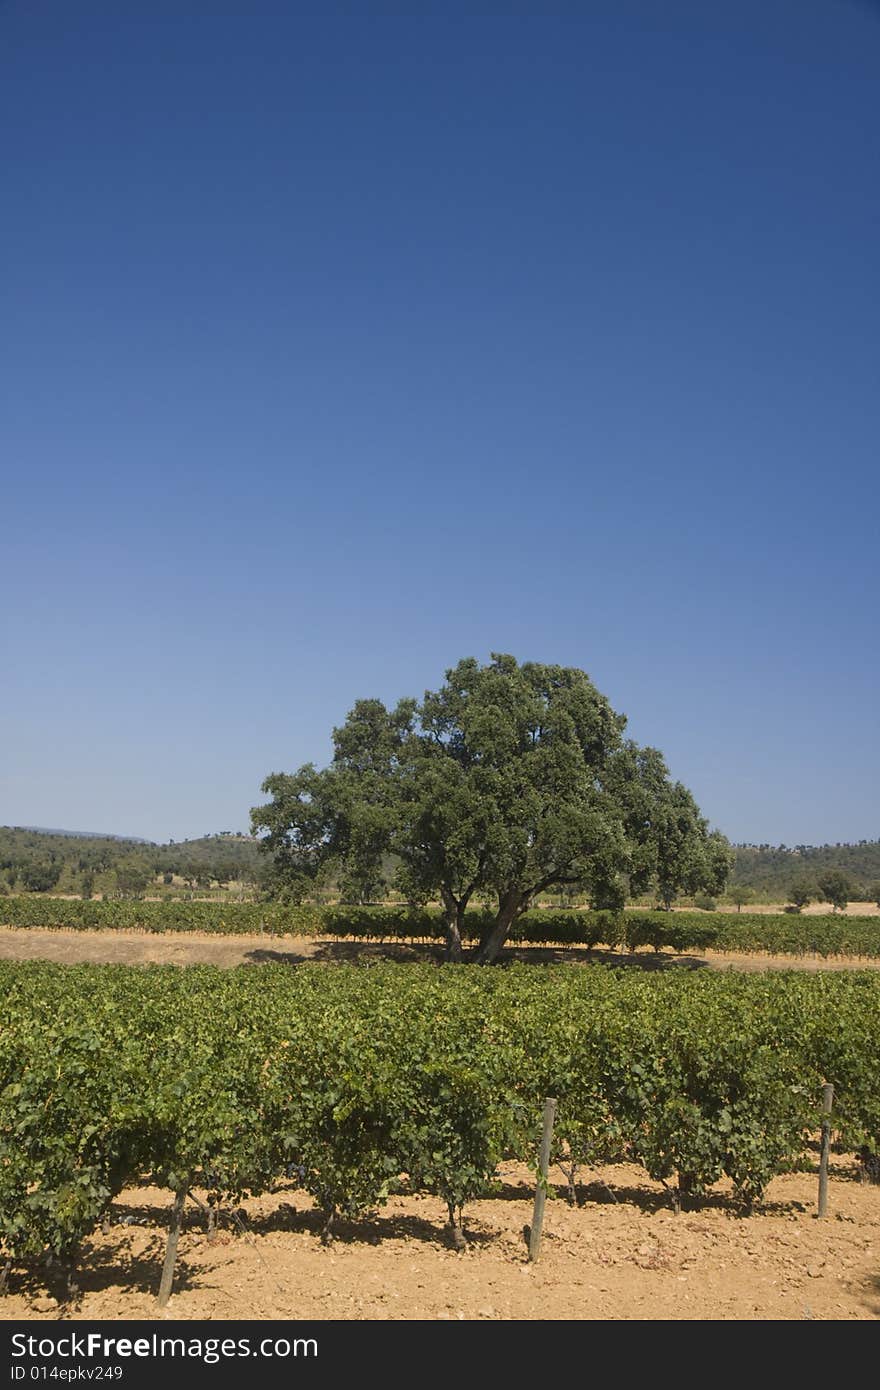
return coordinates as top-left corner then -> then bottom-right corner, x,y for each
525,871 -> 582,898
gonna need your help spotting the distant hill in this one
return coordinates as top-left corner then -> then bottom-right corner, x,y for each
21,826 -> 152,843
2,824 -> 878,905
731,841 -> 880,898
0,826 -> 264,896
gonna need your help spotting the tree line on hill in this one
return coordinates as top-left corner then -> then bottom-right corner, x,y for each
2,828 -> 876,919
730,841 -> 880,896
0,827 -> 267,901
726,870 -> 879,915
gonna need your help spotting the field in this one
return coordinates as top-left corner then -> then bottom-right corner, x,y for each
3,1161 -> 878,1322
1,911 -> 878,1323
0,951 -> 878,1322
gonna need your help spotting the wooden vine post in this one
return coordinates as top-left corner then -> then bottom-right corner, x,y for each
157,1190 -> 186,1307
817,1082 -> 834,1218
528,1097 -> 557,1263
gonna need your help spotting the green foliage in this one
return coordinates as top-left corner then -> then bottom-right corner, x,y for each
612,988 -> 810,1210
728,886 -> 754,911
18,863 -> 62,893
7,827 -> 879,908
394,1061 -> 504,1233
0,957 -> 875,1304
731,842 -> 880,900
0,960 -> 878,1284
788,879 -> 816,912
0,826 -> 263,899
817,870 -> 854,913
252,655 -> 730,962
269,1043 -> 398,1235
727,886 -> 753,912
0,1008 -> 141,1269
645,780 -> 732,912
111,857 -> 153,900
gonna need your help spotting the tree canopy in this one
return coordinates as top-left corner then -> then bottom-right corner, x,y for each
788,878 -> 816,912
251,654 -> 732,963
817,869 -> 854,913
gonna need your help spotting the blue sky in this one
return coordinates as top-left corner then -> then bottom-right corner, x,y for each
2,0 -> 878,846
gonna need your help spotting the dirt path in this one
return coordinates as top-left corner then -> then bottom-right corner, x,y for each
2,1161 -> 878,1322
0,925 -> 878,973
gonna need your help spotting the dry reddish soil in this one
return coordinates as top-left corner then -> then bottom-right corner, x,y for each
1,1161 -> 878,1322
1,926 -> 879,973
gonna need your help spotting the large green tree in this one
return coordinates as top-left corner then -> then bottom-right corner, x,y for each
252,655 -> 731,963
788,878 -> 816,912
817,869 -> 853,913
113,857 -> 153,900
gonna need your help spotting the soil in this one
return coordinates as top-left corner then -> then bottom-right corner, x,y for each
706,902 -> 879,917
1,1160 -> 878,1322
0,926 -> 878,973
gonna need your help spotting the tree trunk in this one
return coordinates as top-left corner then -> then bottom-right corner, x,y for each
474,890 -> 524,965
440,888 -> 464,962
444,912 -> 463,962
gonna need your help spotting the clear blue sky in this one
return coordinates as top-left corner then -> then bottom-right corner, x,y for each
2,0 -> 878,847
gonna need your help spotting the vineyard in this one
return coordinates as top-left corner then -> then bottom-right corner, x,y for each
2,896 -> 879,957
1,959 -> 878,1306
